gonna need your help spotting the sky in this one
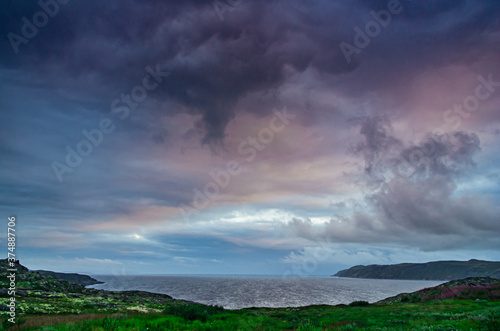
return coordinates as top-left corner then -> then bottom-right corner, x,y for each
1,0 -> 499,275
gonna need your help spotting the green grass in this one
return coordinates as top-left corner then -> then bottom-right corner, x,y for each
2,300 -> 499,330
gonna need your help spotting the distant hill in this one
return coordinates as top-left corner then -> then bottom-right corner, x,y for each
334,259 -> 500,280
0,258 -> 103,286
35,270 -> 104,286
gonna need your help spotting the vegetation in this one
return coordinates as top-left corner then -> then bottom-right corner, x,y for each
348,301 -> 369,307
1,260 -> 499,330
162,304 -> 225,322
33,271 -> 103,286
2,300 -> 499,330
0,259 -> 191,317
334,259 -> 500,280
379,277 -> 500,304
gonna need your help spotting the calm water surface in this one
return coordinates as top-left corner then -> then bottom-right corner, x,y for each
89,275 -> 443,309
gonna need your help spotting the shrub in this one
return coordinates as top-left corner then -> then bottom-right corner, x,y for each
163,304 -> 224,322
348,301 -> 369,307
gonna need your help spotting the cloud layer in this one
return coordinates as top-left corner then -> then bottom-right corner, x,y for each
1,0 -> 499,274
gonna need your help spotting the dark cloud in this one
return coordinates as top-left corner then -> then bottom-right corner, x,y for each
351,116 -> 481,181
398,132 -> 481,179
287,176 -> 500,250
351,116 -> 402,176
1,0 -> 354,144
287,117 -> 497,250
355,0 -> 468,20
2,0 -> 499,143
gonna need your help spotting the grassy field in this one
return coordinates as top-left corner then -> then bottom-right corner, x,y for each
2,300 -> 499,330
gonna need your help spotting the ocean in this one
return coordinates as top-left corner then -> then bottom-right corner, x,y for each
89,275 -> 443,309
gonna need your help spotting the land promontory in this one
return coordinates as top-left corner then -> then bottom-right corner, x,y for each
334,259 -> 500,280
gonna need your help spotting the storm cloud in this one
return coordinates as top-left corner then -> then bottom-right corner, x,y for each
1,0 -> 499,273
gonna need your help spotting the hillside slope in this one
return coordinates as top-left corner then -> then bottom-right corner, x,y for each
34,270 -> 103,286
334,259 -> 500,280
0,259 -> 192,316
378,277 -> 500,304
